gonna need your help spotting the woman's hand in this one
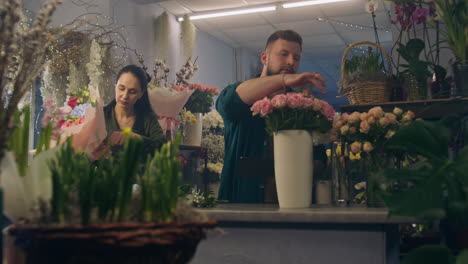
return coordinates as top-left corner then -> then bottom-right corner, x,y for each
90,141 -> 110,161
109,131 -> 142,146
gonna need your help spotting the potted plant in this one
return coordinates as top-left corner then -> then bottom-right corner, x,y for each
6,133 -> 216,264
433,0 -> 468,97
339,41 -> 392,105
397,39 -> 433,100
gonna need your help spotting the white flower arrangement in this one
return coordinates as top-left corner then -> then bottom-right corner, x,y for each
207,162 -> 223,175
179,108 -> 197,125
202,110 -> 224,130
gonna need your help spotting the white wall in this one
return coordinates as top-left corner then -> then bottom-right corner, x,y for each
24,0 -> 237,92
192,30 -> 236,90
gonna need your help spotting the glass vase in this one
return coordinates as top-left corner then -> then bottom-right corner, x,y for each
331,143 -> 349,206
365,154 -> 393,208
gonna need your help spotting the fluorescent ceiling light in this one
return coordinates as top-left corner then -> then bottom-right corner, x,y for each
178,6 -> 276,21
283,0 -> 350,8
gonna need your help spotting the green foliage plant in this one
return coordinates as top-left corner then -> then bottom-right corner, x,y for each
382,119 -> 468,263
433,0 -> 468,63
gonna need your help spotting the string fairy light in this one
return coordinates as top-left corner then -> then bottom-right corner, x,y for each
317,17 -> 391,33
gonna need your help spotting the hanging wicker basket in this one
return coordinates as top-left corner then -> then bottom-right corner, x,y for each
339,41 -> 392,105
6,221 -> 217,264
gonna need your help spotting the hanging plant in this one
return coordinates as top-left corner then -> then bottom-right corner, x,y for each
180,14 -> 196,59
154,11 -> 170,61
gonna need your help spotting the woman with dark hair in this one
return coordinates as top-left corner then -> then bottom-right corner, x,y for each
103,64 -> 166,158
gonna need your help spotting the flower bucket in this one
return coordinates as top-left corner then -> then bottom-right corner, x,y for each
273,129 -> 313,208
5,221 -> 216,264
183,113 -> 203,146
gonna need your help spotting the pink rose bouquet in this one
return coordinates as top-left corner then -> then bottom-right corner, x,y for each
250,93 -> 335,134
177,83 -> 220,114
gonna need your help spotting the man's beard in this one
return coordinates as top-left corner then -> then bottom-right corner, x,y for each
266,63 -> 295,76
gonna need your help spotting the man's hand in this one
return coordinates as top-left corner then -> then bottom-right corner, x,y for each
284,72 -> 327,94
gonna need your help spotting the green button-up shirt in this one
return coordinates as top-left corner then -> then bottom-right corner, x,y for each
216,82 -> 267,203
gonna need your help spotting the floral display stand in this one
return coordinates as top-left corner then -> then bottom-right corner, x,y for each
6,221 -> 216,264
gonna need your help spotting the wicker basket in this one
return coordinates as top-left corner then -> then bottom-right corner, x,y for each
6,221 -> 217,264
340,41 -> 392,105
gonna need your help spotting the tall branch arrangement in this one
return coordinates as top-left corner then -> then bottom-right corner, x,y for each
0,0 -> 64,165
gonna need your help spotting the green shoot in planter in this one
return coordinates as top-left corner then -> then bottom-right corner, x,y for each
344,47 -> 385,75
7,107 -> 30,177
49,138 -> 87,224
36,123 -> 53,155
140,133 -> 182,222
115,130 -> 144,222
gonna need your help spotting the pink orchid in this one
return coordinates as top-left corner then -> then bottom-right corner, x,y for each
412,7 -> 428,24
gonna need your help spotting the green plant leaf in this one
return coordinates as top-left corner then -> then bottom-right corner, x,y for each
386,120 -> 450,161
402,245 -> 455,264
456,250 -> 468,264
406,39 -> 426,61
383,169 -> 446,220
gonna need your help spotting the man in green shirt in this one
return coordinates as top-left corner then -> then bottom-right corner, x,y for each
216,30 -> 327,203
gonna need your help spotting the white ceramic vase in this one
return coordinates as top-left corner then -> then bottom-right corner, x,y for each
273,129 -> 313,208
183,112 -> 203,146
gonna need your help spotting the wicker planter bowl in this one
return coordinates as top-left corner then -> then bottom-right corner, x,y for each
5,221 -> 216,264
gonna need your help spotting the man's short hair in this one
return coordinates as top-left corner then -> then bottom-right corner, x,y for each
265,30 -> 303,50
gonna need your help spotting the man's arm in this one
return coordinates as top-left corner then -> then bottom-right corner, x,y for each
236,72 -> 327,105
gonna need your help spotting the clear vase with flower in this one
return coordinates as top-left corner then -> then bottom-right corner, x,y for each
331,106 -> 415,207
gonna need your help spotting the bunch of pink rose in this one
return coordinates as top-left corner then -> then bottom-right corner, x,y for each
251,93 -> 335,120
250,93 -> 335,134
331,106 -> 415,154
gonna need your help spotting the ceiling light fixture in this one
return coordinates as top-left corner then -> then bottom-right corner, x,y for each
283,0 -> 351,9
178,6 -> 276,21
